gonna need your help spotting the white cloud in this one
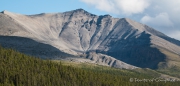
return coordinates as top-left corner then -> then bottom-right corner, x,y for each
141,13 -> 173,28
80,0 -> 116,13
80,0 -> 150,15
114,0 -> 149,15
140,13 -> 176,36
168,31 -> 180,40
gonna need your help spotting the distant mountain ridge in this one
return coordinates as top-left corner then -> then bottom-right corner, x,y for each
0,9 -> 180,69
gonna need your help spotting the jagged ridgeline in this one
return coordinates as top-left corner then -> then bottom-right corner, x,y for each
1,46 -> 180,86
0,9 -> 180,71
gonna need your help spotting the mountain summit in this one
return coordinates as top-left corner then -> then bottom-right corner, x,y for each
0,9 -> 180,69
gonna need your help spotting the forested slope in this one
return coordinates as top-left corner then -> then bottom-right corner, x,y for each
0,46 -> 179,86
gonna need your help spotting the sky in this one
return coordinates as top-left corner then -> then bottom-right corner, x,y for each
0,0 -> 180,40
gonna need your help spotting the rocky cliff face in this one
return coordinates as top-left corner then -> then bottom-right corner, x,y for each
0,9 -> 180,69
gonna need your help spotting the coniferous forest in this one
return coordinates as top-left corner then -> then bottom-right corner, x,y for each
0,46 -> 180,86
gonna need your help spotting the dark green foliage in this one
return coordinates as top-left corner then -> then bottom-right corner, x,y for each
0,46 -> 179,86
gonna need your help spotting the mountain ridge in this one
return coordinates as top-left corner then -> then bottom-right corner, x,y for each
0,9 -> 180,69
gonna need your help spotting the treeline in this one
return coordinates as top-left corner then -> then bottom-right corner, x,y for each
0,46 -> 179,86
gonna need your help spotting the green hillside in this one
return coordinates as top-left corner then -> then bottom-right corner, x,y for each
0,46 -> 180,86
156,47 -> 180,78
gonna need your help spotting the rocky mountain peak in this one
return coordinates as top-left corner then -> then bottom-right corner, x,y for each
70,8 -> 97,17
1,10 -> 8,14
74,8 -> 86,12
102,14 -> 112,18
0,9 -> 180,70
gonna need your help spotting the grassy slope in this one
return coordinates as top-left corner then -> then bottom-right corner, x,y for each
55,60 -> 179,79
53,60 -> 161,78
157,47 -> 180,78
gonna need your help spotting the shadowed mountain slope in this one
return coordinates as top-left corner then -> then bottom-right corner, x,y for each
0,9 -> 180,69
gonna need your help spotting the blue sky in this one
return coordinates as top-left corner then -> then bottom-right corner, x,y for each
0,0 -> 108,15
1,0 -> 180,40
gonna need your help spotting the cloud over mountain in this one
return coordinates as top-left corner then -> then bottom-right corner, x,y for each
80,0 -> 180,40
80,0 -> 150,15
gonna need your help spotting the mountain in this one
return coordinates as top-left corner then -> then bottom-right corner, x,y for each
0,9 -> 180,70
